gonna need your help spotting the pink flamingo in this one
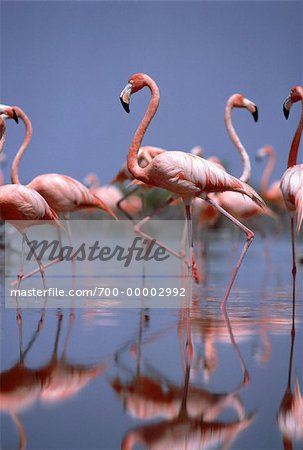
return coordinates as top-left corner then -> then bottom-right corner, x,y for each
281,85 -> 303,316
215,95 -> 278,232
4,105 -> 117,282
120,73 -> 264,307
256,145 -> 286,210
8,106 -> 116,219
84,172 -> 142,217
0,106 -> 60,289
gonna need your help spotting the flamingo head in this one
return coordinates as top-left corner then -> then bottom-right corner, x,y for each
83,172 -> 99,188
228,94 -> 258,122
120,73 -> 154,113
256,145 -> 274,161
0,104 -> 18,123
283,86 -> 303,119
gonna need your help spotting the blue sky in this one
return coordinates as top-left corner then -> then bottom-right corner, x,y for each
1,1 -> 302,188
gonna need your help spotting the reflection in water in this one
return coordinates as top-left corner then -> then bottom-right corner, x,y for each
111,303 -> 256,449
1,232 -> 302,449
277,324 -> 303,449
0,311 -> 106,449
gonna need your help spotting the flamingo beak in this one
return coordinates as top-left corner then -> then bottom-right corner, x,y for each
12,109 -> 19,124
243,98 -> 258,122
0,105 -> 19,123
120,82 -> 132,113
283,95 -> 291,120
251,107 -> 258,122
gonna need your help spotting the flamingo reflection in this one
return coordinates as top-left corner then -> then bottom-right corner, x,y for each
0,312 -> 106,449
111,302 -> 255,449
277,320 -> 303,449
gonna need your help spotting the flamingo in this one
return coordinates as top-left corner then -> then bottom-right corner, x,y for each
0,106 -> 61,290
3,105 -> 117,282
256,145 -> 286,210
277,313 -> 303,449
8,106 -> 116,219
215,95 -> 278,233
280,86 -> 303,310
84,172 -> 142,218
120,73 -> 264,307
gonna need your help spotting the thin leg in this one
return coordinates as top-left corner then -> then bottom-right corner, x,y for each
204,196 -> 254,309
10,226 -> 65,286
290,217 -> 296,335
64,214 -> 76,286
134,196 -> 187,262
15,235 -> 25,320
184,201 -> 201,283
23,233 -> 48,294
117,186 -> 139,222
16,235 -> 25,290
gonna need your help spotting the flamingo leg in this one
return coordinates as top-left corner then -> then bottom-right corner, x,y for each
117,186 -> 139,222
23,233 -> 48,294
204,196 -> 254,309
16,234 -> 25,290
133,196 -> 187,262
10,226 -> 65,286
134,196 -> 201,282
290,216 -> 296,334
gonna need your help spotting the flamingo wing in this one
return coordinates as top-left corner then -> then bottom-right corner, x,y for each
0,184 -> 59,222
145,152 -> 264,207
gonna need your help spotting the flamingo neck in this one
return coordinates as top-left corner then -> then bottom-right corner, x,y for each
127,78 -> 160,182
0,118 -> 6,154
260,147 -> 275,196
287,97 -> 303,168
11,107 -> 32,185
225,103 -> 251,182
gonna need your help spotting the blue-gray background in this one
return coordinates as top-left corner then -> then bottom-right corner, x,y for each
1,1 -> 302,187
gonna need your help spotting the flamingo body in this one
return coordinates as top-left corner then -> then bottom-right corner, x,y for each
139,151 -> 262,204
280,164 -> 303,233
28,173 -> 116,218
265,180 -> 286,209
0,184 -> 59,228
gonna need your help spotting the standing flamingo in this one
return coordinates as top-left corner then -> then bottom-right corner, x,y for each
8,106 -> 116,219
256,145 -> 285,210
0,106 -> 60,289
120,73 -> 264,307
280,86 -> 303,314
3,105 -> 117,282
215,95 -> 278,231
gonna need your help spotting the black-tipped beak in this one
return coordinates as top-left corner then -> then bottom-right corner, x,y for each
12,109 -> 19,124
283,104 -> 289,120
252,107 -> 258,122
120,82 -> 132,114
120,97 -> 130,114
283,95 -> 291,120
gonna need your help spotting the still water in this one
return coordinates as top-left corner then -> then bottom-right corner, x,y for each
0,225 -> 302,450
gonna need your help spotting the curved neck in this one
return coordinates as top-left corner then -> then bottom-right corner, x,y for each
287,97 -> 303,168
11,107 -> 32,184
127,79 -> 160,181
260,147 -> 275,196
0,118 -> 6,154
225,103 -> 251,182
